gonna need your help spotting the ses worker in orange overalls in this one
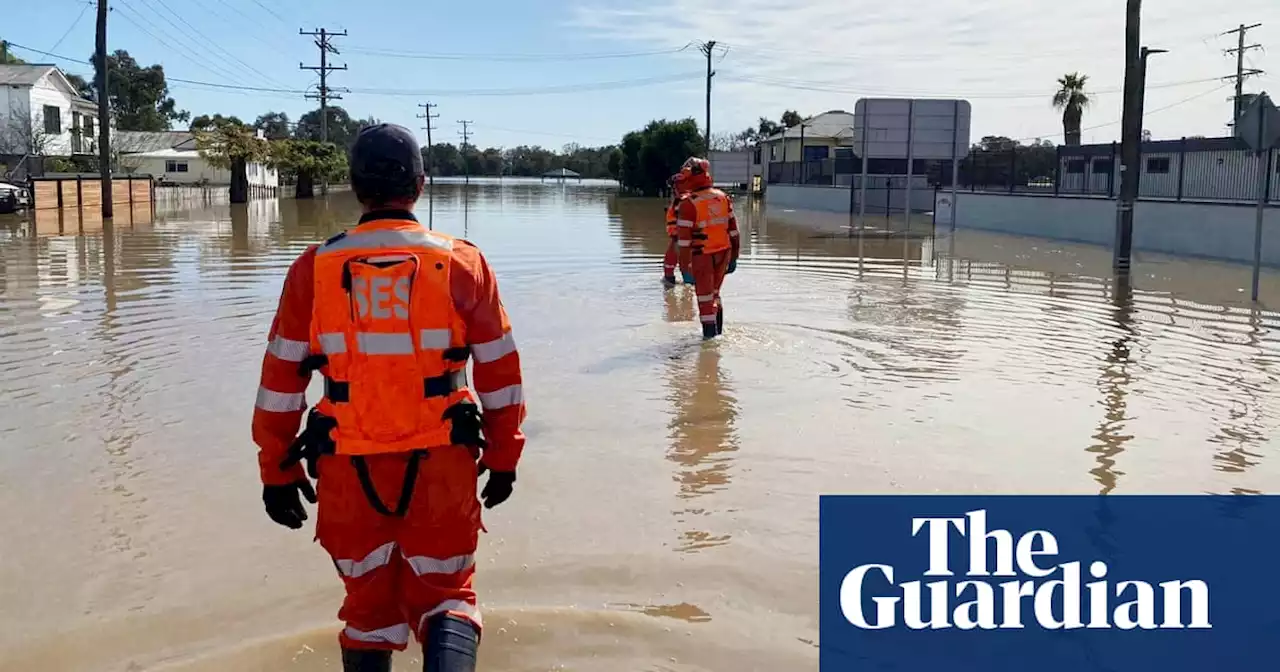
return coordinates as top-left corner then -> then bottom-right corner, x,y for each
674,157 -> 740,339
252,124 -> 526,672
662,176 -> 691,287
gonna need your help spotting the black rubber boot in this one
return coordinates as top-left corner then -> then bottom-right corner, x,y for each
716,306 -> 724,335
342,648 -> 392,672
702,322 -> 718,340
662,275 -> 676,288
423,613 -> 479,672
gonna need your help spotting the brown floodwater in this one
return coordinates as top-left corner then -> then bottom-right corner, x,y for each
2,180 -> 1280,671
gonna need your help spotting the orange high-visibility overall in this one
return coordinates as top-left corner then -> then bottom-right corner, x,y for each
676,188 -> 738,329
663,200 -> 679,279
252,212 -> 526,653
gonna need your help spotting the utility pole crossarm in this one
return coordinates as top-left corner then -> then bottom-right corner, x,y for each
300,28 -> 348,144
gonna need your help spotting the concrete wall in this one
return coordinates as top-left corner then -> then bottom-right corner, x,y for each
768,180 -> 935,214
940,191 -> 1280,266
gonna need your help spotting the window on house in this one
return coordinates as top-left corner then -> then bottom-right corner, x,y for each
770,144 -> 778,161
1146,157 -> 1171,174
43,106 -> 61,134
165,160 -> 189,173
1092,158 -> 1113,174
1065,159 -> 1086,174
84,117 -> 94,137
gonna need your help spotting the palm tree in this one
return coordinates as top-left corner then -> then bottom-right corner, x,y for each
1053,73 -> 1091,146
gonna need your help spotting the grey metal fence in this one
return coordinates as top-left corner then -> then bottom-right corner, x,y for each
765,137 -> 1280,205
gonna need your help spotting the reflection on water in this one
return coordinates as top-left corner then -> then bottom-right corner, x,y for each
2,179 -> 1280,670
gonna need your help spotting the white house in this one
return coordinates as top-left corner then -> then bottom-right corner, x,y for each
123,135 -> 278,187
760,110 -> 857,164
0,64 -> 99,157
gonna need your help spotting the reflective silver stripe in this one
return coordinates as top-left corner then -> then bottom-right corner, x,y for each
697,294 -> 715,302
256,387 -> 306,412
675,219 -> 694,228
419,600 -> 482,632
677,240 -> 692,247
478,384 -> 523,409
319,229 -> 453,255
420,328 -> 452,350
336,542 -> 397,579
700,314 -> 718,323
357,332 -> 414,355
471,332 -> 516,363
364,254 -> 413,264
343,623 -> 410,646
267,336 -> 309,362
708,217 -> 729,226
318,332 -> 347,354
404,553 -> 474,576
729,230 -> 740,237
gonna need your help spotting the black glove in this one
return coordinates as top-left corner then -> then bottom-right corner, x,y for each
476,463 -> 516,509
263,480 -> 317,529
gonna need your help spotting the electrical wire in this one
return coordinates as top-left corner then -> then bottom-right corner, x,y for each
343,72 -> 703,97
342,43 -> 695,62
468,123 -> 617,143
111,0 -> 246,83
247,0 -> 289,24
720,72 -> 1226,100
146,0 -> 294,88
47,2 -> 91,54
1009,83 -> 1232,143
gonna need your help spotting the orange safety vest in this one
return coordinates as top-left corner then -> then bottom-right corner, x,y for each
690,188 -> 731,255
665,201 -> 678,237
310,218 -> 474,456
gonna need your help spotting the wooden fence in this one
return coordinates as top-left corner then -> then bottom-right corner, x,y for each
30,175 -> 156,212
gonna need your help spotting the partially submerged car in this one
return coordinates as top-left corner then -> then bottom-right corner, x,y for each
0,181 -> 30,214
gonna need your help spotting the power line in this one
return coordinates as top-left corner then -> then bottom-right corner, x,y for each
142,0 -> 292,88
342,43 -> 695,62
300,28 -> 349,143
721,72 -> 1226,99
48,2 -> 91,53
418,102 -> 439,185
458,120 -> 473,184
1222,22 -> 1264,129
111,0 -> 245,83
1011,83 -> 1231,144
248,0 -> 288,23
344,72 -> 702,97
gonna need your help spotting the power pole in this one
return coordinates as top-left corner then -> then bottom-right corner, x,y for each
458,120 -> 472,184
417,102 -> 439,186
299,28 -> 348,143
95,0 -> 112,219
700,40 -> 717,153
1114,0 -> 1142,274
1223,23 -> 1264,130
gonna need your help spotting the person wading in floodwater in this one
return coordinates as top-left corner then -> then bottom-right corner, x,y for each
663,174 -> 692,287
250,123 -> 527,672
673,157 -> 740,339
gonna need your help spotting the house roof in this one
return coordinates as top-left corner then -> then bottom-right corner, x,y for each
131,148 -> 201,159
1060,136 -> 1248,157
543,168 -> 580,177
114,131 -> 196,154
0,64 -> 57,86
763,110 -> 857,142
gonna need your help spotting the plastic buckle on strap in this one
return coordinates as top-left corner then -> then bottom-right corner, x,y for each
325,377 -> 350,403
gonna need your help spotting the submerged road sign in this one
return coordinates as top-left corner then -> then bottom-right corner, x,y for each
850,99 -> 972,160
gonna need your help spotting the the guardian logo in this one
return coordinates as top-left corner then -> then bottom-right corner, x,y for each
840,510 -> 1212,631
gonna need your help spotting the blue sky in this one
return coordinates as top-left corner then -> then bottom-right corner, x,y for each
6,0 -> 1280,149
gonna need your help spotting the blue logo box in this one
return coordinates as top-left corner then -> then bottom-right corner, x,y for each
819,496 -> 1280,671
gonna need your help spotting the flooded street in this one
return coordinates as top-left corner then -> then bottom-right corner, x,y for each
2,179 -> 1280,671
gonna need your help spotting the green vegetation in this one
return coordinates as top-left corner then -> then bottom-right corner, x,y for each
422,143 -> 620,180
617,118 -> 704,196
272,140 -> 346,199
1053,73 -> 1090,147
294,107 -> 379,149
194,116 -> 268,203
92,50 -> 188,131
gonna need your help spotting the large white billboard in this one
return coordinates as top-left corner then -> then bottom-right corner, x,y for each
850,99 -> 972,161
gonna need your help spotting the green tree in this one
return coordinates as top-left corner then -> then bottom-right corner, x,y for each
272,139 -> 345,199
254,112 -> 292,141
1052,73 -> 1090,146
92,50 -> 188,131
424,143 -> 463,176
780,110 -> 804,128
195,117 -> 268,203
65,73 -> 94,99
607,148 -> 622,179
294,107 -> 372,148
1,41 -> 25,64
618,118 -> 704,196
757,117 -> 783,137
190,114 -> 244,130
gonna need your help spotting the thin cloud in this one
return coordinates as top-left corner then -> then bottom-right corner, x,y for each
569,0 -> 1280,143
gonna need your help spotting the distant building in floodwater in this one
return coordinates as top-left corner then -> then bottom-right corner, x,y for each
541,168 -> 581,182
